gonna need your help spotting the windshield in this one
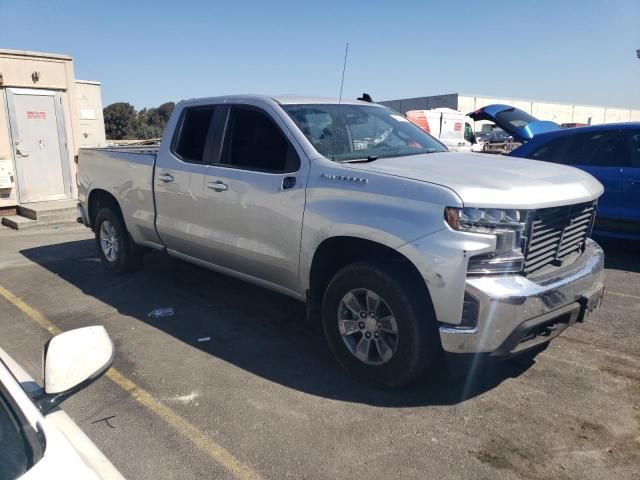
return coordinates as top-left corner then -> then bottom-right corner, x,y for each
283,104 -> 447,161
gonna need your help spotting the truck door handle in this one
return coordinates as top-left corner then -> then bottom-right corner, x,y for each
158,173 -> 174,183
207,180 -> 228,192
282,176 -> 296,190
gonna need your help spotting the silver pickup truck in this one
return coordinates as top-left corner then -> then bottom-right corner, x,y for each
77,95 -> 605,387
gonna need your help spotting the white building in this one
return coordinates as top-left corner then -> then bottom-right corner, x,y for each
380,93 -> 640,132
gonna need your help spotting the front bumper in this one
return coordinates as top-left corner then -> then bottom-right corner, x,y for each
439,239 -> 605,355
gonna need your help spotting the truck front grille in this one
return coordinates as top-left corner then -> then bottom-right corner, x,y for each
523,201 -> 596,276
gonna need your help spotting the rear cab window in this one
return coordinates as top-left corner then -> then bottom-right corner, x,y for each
171,106 -> 217,163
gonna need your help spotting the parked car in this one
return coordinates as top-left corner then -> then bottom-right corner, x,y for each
482,130 -> 513,144
77,95 -> 605,387
471,130 -> 518,154
0,326 -> 123,479
510,123 -> 640,239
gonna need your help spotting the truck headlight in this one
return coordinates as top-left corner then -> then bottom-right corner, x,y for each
445,207 -> 529,274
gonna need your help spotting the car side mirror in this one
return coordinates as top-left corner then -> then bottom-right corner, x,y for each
34,326 -> 114,413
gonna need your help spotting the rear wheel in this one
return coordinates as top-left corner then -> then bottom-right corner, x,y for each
95,208 -> 142,274
321,261 -> 438,388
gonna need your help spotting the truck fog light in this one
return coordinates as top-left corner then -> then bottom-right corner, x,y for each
460,292 -> 480,328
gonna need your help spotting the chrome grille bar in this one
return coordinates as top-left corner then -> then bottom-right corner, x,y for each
523,201 -> 596,276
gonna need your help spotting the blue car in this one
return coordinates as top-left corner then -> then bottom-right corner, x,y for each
467,105 -> 640,240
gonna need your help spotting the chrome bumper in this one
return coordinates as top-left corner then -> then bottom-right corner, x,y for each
439,239 -> 605,355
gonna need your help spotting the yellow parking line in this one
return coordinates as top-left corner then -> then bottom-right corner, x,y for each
0,285 -> 262,480
606,290 -> 640,302
0,286 -> 63,336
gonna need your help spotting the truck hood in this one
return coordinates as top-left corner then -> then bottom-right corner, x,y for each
345,152 -> 604,209
467,104 -> 560,142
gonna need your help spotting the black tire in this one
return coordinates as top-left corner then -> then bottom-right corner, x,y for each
321,261 -> 438,388
94,207 -> 142,274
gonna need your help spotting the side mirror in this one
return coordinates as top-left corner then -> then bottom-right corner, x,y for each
35,326 -> 114,413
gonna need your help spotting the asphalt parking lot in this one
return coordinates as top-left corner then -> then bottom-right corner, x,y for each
0,224 -> 638,480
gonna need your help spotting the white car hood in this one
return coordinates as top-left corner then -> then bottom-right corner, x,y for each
346,152 -> 604,209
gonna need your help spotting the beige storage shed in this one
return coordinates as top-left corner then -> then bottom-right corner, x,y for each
0,49 -> 105,222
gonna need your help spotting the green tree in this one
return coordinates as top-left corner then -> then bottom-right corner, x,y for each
132,101 -> 175,139
103,102 -> 136,140
104,101 -> 176,140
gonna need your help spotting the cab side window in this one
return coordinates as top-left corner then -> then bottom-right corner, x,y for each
172,106 -> 216,163
530,136 -> 575,163
221,106 -> 300,173
587,132 -> 630,167
531,131 -> 630,167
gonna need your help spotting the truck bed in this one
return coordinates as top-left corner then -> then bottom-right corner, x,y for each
77,146 -> 160,247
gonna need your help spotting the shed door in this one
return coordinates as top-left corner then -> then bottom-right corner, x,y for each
7,90 -> 70,203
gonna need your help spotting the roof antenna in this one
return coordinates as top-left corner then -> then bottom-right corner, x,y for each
338,42 -> 349,105
332,42 -> 349,161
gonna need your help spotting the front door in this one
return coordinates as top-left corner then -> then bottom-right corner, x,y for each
7,89 -> 70,203
202,104 -> 308,293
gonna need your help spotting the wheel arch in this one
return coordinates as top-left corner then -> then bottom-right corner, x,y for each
88,189 -> 123,229
306,236 -> 435,322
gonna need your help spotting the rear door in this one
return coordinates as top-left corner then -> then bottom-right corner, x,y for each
200,103 -> 308,293
154,104 -> 222,259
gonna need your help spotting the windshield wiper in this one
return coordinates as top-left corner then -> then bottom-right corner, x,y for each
337,156 -> 379,163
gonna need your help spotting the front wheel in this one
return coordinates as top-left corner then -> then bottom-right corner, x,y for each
321,262 -> 438,388
95,208 -> 142,274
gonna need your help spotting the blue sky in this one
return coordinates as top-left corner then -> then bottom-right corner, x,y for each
1,0 -> 639,109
